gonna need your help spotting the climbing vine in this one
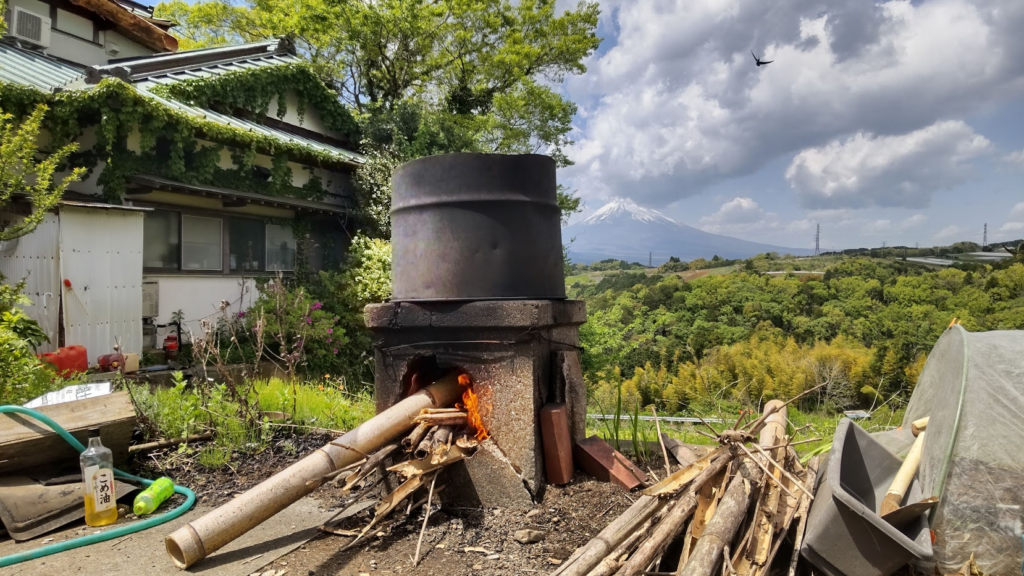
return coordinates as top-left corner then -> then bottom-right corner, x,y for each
0,77 -> 361,204
150,64 -> 360,143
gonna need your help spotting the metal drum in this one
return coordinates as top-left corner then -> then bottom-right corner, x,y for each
390,153 -> 566,301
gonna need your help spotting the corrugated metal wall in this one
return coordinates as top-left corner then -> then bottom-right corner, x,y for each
59,207 -> 144,359
0,213 -> 61,353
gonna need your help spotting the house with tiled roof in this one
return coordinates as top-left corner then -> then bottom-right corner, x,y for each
0,2 -> 363,362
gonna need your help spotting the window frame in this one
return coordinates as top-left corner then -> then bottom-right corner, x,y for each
139,204 -> 302,277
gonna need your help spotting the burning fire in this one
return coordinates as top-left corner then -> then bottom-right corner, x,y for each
456,373 -> 489,441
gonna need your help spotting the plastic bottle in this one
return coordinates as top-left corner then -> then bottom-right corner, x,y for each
133,477 -> 175,515
80,428 -> 118,527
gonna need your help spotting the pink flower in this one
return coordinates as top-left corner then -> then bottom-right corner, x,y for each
327,328 -> 333,334
305,317 -> 312,325
332,348 -> 338,354
312,302 -> 322,310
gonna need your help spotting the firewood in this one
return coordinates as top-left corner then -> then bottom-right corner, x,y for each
589,508 -> 664,576
388,444 -> 472,479
413,413 -> 468,427
880,430 -> 926,515
341,444 -> 398,493
643,448 -> 724,497
430,426 -> 453,464
676,473 -> 754,576
455,431 -> 478,449
421,408 -> 464,414
551,496 -> 666,576
681,463 -> 730,564
612,452 -> 734,576
414,427 -> 438,460
402,423 -> 431,452
787,457 -> 820,576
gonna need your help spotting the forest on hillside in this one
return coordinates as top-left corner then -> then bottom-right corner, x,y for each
571,255 -> 1024,416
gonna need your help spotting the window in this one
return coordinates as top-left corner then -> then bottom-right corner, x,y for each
266,224 -> 296,271
182,216 -> 222,270
229,219 -> 265,271
143,210 -> 179,270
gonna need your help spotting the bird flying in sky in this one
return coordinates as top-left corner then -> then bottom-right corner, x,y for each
752,51 -> 773,67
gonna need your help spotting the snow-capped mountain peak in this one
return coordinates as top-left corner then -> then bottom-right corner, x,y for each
581,198 -> 678,226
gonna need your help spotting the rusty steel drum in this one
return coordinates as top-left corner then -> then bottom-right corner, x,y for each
390,153 -> 566,301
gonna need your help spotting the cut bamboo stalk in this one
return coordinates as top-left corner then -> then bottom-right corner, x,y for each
413,413 -> 468,427
880,430 -> 926,515
590,509 -> 665,576
612,452 -> 733,576
551,495 -> 666,576
677,473 -> 753,576
787,457 -> 820,576
430,426 -> 453,464
402,423 -> 431,452
414,427 -> 438,460
129,432 -> 214,454
164,373 -> 462,569
911,416 -> 929,437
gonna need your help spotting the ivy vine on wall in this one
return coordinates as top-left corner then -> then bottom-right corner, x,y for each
0,76 -> 360,204
150,63 -> 360,143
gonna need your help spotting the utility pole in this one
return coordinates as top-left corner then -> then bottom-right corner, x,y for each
882,241 -> 886,249
983,223 -> 988,248
649,252 -> 652,267
814,223 -> 820,256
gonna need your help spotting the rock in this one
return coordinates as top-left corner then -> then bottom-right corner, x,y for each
472,564 -> 483,570
525,509 -> 542,519
514,529 -> 546,544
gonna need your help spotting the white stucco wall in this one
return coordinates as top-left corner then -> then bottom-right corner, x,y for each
266,91 -> 347,141
143,275 -> 260,341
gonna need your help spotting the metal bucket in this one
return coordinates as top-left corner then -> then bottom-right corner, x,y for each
390,153 -> 566,301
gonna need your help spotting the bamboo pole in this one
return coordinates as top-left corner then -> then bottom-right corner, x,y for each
129,432 -> 213,454
880,430 -> 926,515
613,453 -> 734,576
679,400 -> 786,576
786,456 -> 820,576
164,374 -> 462,569
911,416 -> 929,437
551,496 -> 665,576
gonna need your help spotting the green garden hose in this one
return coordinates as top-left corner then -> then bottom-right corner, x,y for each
0,405 -> 197,568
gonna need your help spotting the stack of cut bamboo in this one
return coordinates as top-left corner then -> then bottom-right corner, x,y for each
317,406 -> 481,564
553,387 -> 824,576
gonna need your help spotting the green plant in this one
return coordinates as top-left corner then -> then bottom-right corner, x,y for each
0,104 -> 85,240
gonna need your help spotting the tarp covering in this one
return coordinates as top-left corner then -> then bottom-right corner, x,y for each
898,326 -> 1024,575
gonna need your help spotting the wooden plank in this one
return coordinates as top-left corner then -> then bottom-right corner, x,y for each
0,392 -> 135,473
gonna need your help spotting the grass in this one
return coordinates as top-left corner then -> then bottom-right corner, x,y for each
586,404 -> 906,458
127,375 -> 376,468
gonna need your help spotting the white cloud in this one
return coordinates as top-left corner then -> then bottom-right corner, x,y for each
785,121 -> 991,209
933,225 -> 970,243
1004,149 -> 1024,166
1000,222 -> 1024,233
698,197 -> 816,236
1011,203 -> 1024,219
862,214 -> 928,235
562,0 -> 1024,207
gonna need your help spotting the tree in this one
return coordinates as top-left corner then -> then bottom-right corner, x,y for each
0,105 -> 85,241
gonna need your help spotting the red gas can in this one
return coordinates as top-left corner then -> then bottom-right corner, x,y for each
39,345 -> 89,376
97,353 -> 126,372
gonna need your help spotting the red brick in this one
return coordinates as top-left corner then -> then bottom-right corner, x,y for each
573,435 -> 648,490
540,403 -> 574,485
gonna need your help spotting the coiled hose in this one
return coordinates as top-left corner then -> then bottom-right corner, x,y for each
0,405 -> 196,568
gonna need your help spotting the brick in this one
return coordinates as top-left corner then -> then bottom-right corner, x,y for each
539,403 -> 574,485
573,435 -> 648,490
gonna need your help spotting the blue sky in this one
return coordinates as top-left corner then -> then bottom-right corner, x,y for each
556,0 -> 1024,250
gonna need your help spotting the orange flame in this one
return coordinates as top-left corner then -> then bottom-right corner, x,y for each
456,373 -> 489,441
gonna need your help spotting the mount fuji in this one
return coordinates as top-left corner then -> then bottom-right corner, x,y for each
562,198 -> 814,265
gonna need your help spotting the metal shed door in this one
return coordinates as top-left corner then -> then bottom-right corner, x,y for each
59,206 -> 144,360
0,213 -> 61,353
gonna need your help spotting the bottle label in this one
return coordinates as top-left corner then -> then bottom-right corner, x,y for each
85,465 -> 116,512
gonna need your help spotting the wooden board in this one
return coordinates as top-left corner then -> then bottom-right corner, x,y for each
0,392 -> 135,473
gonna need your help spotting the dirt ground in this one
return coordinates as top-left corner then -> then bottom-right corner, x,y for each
135,433 -> 646,576
272,471 -> 635,576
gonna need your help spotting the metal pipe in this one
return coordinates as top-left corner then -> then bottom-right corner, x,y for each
164,374 -> 462,569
